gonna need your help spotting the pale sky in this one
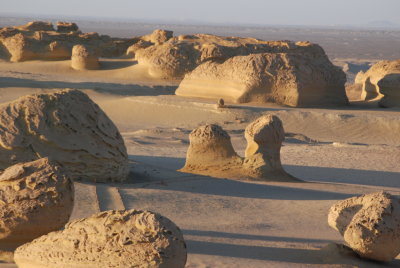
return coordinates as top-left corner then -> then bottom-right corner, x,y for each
2,0 -> 400,27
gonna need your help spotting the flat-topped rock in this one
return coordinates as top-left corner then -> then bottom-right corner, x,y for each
71,44 -> 100,70
0,89 -> 129,182
0,158 -> 74,250
328,192 -> 400,262
56,22 -> 79,33
14,210 -> 187,268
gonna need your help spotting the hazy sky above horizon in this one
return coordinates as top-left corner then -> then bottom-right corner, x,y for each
2,0 -> 400,27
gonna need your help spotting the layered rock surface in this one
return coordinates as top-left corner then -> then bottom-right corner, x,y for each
0,89 -> 129,182
71,44 -> 100,70
0,158 -> 74,249
176,51 -> 347,107
14,210 -> 187,268
328,192 -> 400,262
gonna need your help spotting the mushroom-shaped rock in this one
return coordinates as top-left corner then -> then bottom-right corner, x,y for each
142,29 -> 173,45
328,191 -> 400,262
0,158 -> 74,249
377,73 -> 400,108
243,115 -> 296,180
180,124 -> 242,174
0,89 -> 129,182
14,210 -> 187,268
56,22 -> 79,33
71,44 -> 100,70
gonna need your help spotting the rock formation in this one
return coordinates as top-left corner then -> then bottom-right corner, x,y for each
377,73 -> 400,107
142,29 -> 173,45
180,124 -> 242,175
180,115 -> 297,181
355,60 -> 400,100
0,158 -> 74,249
242,115 -> 295,180
14,209 -> 187,268
0,21 -> 136,62
176,52 -> 348,107
71,44 -> 100,70
0,89 -> 129,182
328,192 -> 400,262
126,39 -> 153,57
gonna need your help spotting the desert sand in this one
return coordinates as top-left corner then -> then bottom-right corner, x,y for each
0,20 -> 399,267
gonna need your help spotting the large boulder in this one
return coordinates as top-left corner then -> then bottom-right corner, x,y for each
377,73 -> 400,107
0,89 -> 129,182
14,210 -> 187,268
71,44 -> 100,70
328,192 -> 400,262
355,60 -> 400,100
176,52 -> 348,107
0,158 -> 74,249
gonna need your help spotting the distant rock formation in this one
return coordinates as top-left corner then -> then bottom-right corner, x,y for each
0,21 -> 136,62
377,73 -> 400,107
14,210 -> 187,268
328,192 -> 400,262
0,158 -> 73,249
355,60 -> 400,101
0,89 -> 129,182
176,52 -> 348,107
180,115 -> 298,181
71,44 -> 100,70
142,29 -> 173,45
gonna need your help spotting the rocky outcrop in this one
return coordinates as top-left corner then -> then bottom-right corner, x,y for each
0,158 -> 74,249
142,29 -> 173,45
126,39 -> 153,57
14,210 -> 187,268
71,44 -> 100,70
377,73 -> 400,107
328,192 -> 400,262
176,52 -> 348,107
0,89 -> 129,182
0,21 -> 136,62
355,60 -> 400,100
180,115 -> 297,181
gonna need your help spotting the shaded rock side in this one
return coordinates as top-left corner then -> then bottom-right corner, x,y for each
14,209 -> 187,268
0,158 -> 74,249
0,89 -> 129,182
71,44 -> 100,70
328,191 -> 400,262
377,73 -> 400,107
56,22 -> 79,33
355,59 -> 400,100
176,52 -> 348,107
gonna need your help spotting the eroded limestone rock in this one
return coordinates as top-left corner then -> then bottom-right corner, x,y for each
14,210 -> 187,268
377,73 -> 400,108
328,192 -> 400,262
0,158 -> 74,249
71,44 -> 100,70
0,89 -> 129,182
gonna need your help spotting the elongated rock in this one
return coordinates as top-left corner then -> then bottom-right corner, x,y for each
14,210 -> 187,268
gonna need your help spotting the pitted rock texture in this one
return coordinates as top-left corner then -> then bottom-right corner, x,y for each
328,192 -> 400,262
71,44 -> 100,70
176,52 -> 348,107
0,89 -> 129,182
355,60 -> 400,101
14,210 -> 187,268
0,158 -> 74,249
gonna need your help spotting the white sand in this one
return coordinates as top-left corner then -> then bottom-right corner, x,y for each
0,60 -> 399,267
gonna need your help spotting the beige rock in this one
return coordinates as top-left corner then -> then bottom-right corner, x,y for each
0,89 -> 129,182
17,21 -> 54,32
126,39 -> 153,57
377,73 -> 400,107
142,29 -> 173,45
0,158 -> 74,249
14,209 -> 187,268
328,191 -> 400,262
56,22 -> 79,33
355,60 -> 400,100
176,52 -> 348,107
71,44 -> 100,70
180,124 -> 242,174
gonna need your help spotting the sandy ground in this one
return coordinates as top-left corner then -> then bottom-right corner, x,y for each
0,59 -> 399,267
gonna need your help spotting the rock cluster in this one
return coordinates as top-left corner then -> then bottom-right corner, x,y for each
181,115 -> 297,181
0,89 -> 129,182
14,209 -> 187,268
71,44 -> 100,70
0,158 -> 74,249
328,192 -> 400,262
